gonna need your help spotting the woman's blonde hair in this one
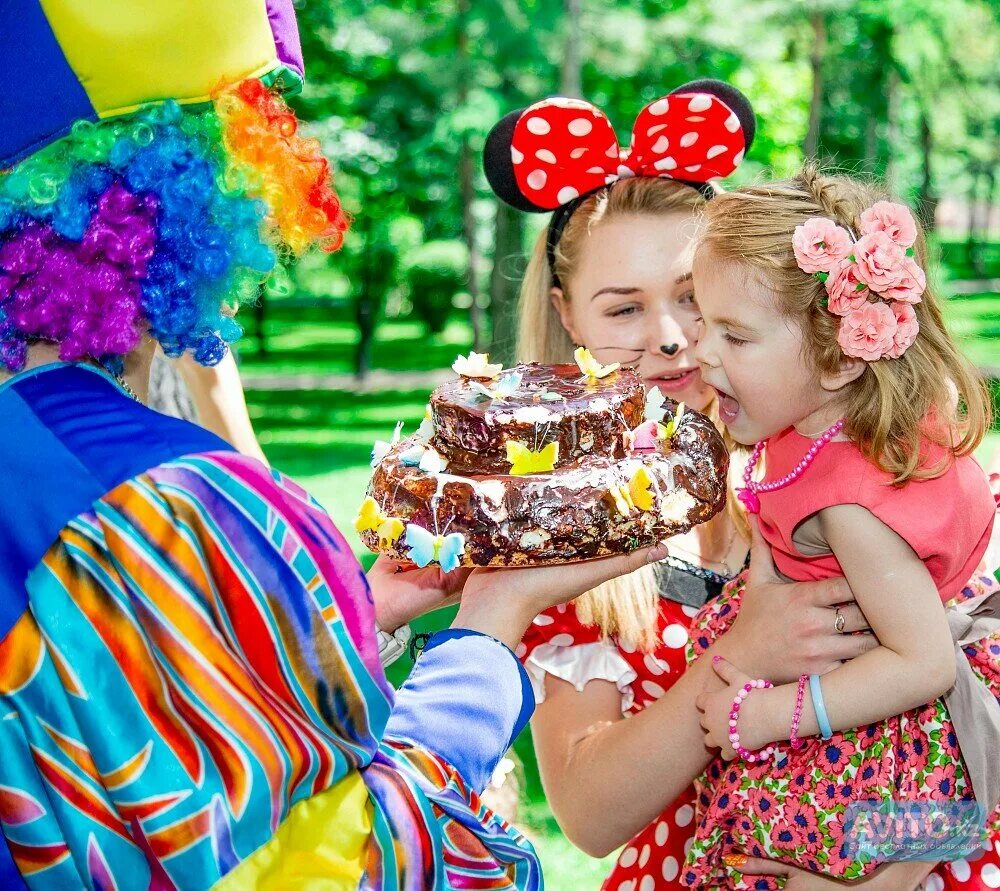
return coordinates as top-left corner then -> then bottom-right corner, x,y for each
516,176 -> 740,651
699,163 -> 990,484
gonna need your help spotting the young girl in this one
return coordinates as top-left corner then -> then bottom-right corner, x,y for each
686,166 -> 1000,889
484,81 -> 759,888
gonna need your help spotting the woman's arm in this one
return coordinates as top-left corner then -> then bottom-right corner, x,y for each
703,504 -> 956,754
175,351 -> 267,463
383,544 -> 674,794
530,523 -> 878,856
532,642 -> 725,856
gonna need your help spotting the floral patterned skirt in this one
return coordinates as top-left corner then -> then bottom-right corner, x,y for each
681,569 -> 1000,890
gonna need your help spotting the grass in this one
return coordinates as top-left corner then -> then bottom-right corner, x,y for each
942,292 -> 1000,370
243,258 -> 998,887
240,314 -> 477,378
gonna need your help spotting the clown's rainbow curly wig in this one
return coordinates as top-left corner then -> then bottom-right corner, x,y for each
0,79 -> 348,371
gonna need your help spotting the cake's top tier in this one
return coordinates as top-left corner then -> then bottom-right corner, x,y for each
430,362 -> 645,475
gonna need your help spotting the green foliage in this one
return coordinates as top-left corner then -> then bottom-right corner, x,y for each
403,239 -> 470,333
280,0 -> 996,366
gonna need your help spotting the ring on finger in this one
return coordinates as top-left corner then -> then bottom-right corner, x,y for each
834,607 -> 846,634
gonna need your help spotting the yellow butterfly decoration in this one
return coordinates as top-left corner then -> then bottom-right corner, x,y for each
661,402 -> 686,441
353,496 -> 405,547
505,440 -> 559,475
607,466 -> 656,516
574,347 -> 620,381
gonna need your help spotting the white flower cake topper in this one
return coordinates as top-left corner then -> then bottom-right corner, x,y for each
370,421 -> 404,467
415,404 -> 435,441
418,447 -> 448,474
452,351 -> 503,379
644,386 -> 667,422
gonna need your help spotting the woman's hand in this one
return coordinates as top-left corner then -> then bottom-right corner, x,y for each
723,519 -> 878,682
453,542 -> 669,650
366,556 -> 471,632
726,855 -> 934,889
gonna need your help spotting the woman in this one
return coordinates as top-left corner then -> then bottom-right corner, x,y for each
486,83 -> 964,889
0,4 -> 667,888
149,350 -> 268,465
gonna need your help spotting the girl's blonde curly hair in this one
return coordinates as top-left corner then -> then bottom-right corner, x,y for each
698,163 -> 990,484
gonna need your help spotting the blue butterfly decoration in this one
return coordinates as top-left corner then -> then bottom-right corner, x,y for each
404,524 -> 466,573
470,371 -> 523,401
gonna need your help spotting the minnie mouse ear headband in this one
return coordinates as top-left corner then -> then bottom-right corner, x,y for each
483,78 -> 756,284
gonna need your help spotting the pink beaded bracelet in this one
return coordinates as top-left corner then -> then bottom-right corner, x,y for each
729,679 -> 776,763
789,674 -> 809,750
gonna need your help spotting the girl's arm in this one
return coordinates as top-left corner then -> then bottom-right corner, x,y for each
530,524 -> 878,856
702,503 -> 956,753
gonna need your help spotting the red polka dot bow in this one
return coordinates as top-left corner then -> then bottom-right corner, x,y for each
484,79 -> 755,213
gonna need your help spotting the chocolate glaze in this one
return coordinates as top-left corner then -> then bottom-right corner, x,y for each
430,362 -> 645,474
362,385 -> 730,566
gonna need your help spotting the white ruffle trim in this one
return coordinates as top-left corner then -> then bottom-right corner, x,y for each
525,639 -> 637,714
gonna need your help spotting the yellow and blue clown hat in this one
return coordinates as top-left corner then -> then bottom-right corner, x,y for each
0,1 -> 346,373
1,0 -> 304,167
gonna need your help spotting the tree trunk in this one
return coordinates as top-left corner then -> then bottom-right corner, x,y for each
489,200 -> 524,363
804,11 -> 825,159
562,0 -> 583,98
457,0 -> 485,350
863,108 -> 879,175
863,20 -> 893,176
884,67 -> 900,192
253,286 -> 267,358
971,167 -> 994,277
354,180 -> 376,379
916,105 -> 937,231
966,167 -> 983,275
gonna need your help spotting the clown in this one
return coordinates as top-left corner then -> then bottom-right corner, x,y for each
0,3 -> 664,888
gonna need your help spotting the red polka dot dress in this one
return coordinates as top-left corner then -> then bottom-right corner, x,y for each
519,595 -> 707,890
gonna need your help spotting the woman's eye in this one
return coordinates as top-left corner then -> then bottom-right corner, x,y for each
678,290 -> 696,305
609,305 -> 639,318
723,332 -> 747,346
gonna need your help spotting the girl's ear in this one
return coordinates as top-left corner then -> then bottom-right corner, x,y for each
819,354 -> 866,393
549,286 -> 580,345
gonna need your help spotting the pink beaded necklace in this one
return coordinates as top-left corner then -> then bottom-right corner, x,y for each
737,418 -> 846,515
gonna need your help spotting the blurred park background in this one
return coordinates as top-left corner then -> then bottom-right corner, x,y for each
240,1 -> 998,885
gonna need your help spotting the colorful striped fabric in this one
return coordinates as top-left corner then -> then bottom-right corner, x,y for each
0,0 -> 304,167
0,365 -> 540,890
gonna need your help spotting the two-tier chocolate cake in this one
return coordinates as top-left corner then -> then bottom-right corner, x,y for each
356,351 -> 728,569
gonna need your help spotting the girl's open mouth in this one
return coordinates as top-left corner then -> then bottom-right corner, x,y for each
713,387 -> 741,424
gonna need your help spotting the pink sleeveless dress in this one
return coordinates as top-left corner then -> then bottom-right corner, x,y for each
681,428 -> 1000,889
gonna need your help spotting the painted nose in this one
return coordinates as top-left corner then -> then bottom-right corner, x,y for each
660,343 -> 680,356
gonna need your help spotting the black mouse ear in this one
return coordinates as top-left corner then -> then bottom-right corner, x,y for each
483,108 -> 550,212
670,78 -> 756,153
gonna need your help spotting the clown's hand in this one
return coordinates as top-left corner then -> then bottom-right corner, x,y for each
367,556 -> 471,632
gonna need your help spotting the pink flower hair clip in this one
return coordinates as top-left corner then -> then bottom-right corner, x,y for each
791,201 -> 925,361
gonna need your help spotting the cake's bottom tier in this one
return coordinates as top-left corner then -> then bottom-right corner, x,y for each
362,436 -> 728,566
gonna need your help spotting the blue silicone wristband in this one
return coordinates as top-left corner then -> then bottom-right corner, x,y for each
809,673 -> 834,740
